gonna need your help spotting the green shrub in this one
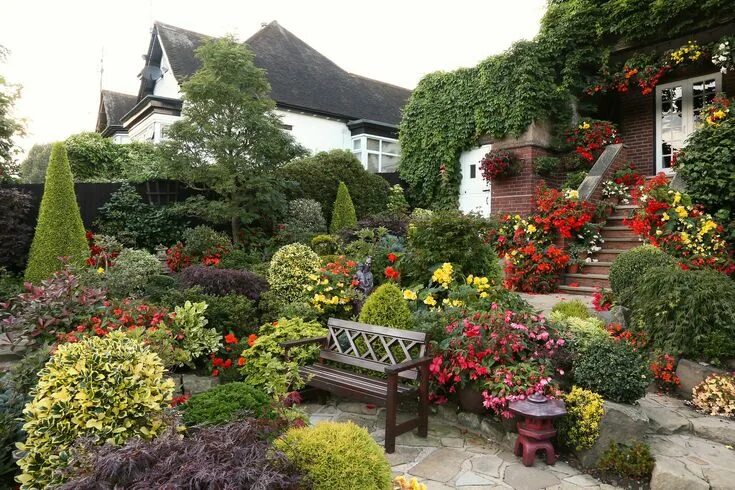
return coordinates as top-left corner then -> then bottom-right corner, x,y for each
550,312 -> 609,354
404,210 -> 498,284
181,382 -> 273,426
279,149 -> 390,220
551,300 -> 590,320
182,225 -> 232,259
557,387 -> 604,451
677,107 -> 735,220
95,182 -> 186,250
239,317 -> 327,396
284,198 -> 327,240
274,421 -> 392,490
598,441 -> 655,479
630,267 -> 735,362
0,267 -> 22,300
268,243 -> 321,304
574,337 -> 649,403
24,143 -> 88,283
563,170 -> 587,190
104,248 -> 161,298
330,182 -> 358,233
609,245 -> 676,302
311,234 -> 340,256
217,248 -> 252,269
386,184 -> 409,215
534,156 -> 561,176
172,301 -> 221,362
16,333 -> 174,489
359,283 -> 414,330
140,274 -> 178,302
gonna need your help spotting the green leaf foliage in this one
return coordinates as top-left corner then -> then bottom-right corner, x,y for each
181,382 -> 273,426
64,132 -> 126,181
279,150 -> 389,220
630,267 -> 735,362
359,283 -> 414,330
18,143 -> 52,183
0,45 -> 24,183
573,336 -> 650,404
609,246 -> 677,304
268,243 -> 321,305
24,143 -> 88,283
274,421 -> 393,490
550,300 -> 591,320
330,182 -> 357,234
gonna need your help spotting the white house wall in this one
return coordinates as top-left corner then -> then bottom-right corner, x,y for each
153,44 -> 181,99
458,144 -> 492,217
276,109 -> 351,154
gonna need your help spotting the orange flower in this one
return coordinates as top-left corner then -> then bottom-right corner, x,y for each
387,253 -> 398,263
248,334 -> 258,347
238,357 -> 246,366
224,333 -> 238,344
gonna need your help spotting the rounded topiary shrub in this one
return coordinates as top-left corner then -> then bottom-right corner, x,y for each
330,182 -> 358,234
268,243 -> 321,304
24,143 -> 88,283
181,382 -> 273,426
16,332 -> 174,489
608,245 -> 676,302
284,198 -> 327,239
311,234 -> 339,256
104,248 -> 161,298
557,386 -> 604,451
630,266 -> 735,362
359,283 -> 414,330
573,337 -> 649,404
274,421 -> 392,490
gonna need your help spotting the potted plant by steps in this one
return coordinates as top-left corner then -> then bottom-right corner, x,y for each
566,243 -> 587,274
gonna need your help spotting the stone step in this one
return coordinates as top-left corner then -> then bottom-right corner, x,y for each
591,249 -> 629,262
557,285 -> 598,296
600,237 -> 644,250
578,262 -> 611,275
615,204 -> 638,210
564,273 -> 610,289
601,226 -> 638,239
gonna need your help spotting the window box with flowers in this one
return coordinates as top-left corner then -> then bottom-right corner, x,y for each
479,149 -> 520,181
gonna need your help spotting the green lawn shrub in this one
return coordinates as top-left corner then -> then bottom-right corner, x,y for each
181,382 -> 273,425
311,234 -> 340,256
267,243 -> 321,305
608,245 -> 676,303
557,386 -> 604,451
598,441 -> 655,479
330,182 -> 358,233
104,248 -> 161,298
550,299 -> 591,320
359,283 -> 413,330
274,421 -> 392,490
182,225 -> 232,259
283,198 -> 327,242
24,143 -> 88,283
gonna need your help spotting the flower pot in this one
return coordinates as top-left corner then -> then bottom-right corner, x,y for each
567,264 -> 579,274
457,386 -> 486,414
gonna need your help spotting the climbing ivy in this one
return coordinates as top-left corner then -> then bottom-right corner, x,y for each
399,0 -> 728,209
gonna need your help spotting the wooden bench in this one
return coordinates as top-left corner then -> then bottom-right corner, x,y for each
281,318 -> 431,453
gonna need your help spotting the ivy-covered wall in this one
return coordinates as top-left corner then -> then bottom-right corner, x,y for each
399,0 -> 732,209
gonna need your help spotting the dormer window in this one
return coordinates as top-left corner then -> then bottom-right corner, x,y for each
352,136 -> 400,173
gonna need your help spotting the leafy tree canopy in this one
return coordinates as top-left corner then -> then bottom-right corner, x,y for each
0,45 -> 24,183
18,143 -> 52,183
162,35 -> 306,242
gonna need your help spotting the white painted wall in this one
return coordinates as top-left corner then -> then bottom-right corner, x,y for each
276,109 -> 351,154
458,144 -> 492,216
153,47 -> 181,99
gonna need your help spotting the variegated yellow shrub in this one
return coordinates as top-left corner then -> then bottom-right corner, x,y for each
557,386 -> 605,451
16,332 -> 174,489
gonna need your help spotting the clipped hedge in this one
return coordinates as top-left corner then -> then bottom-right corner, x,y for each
24,143 -> 88,283
359,283 -> 414,330
267,244 -> 321,305
181,382 -> 273,426
274,421 -> 393,490
608,245 -> 676,303
330,181 -> 358,233
179,265 -> 268,301
279,150 -> 390,220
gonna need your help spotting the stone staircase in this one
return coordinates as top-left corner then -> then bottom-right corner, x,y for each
558,204 -> 643,296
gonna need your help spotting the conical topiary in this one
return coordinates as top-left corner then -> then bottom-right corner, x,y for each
359,283 -> 414,330
329,181 -> 357,233
24,143 -> 88,283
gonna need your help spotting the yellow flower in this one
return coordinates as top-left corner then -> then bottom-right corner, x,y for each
423,295 -> 436,307
580,121 -> 590,130
675,206 -> 688,219
714,109 -> 726,119
431,263 -> 454,288
479,291 -> 489,299
466,274 -> 474,285
96,267 -> 105,275
403,289 -> 417,301
565,189 -> 579,200
673,192 -> 681,204
527,224 -> 537,233
661,213 -> 670,221
680,232 -> 691,244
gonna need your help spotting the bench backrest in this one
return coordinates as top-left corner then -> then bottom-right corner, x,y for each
323,318 -> 428,380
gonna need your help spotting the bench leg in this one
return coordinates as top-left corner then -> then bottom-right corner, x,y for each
385,374 -> 398,454
417,363 -> 429,438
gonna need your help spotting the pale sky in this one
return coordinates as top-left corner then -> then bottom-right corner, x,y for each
1,0 -> 546,156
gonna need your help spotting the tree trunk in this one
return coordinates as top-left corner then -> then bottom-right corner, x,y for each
231,215 -> 241,245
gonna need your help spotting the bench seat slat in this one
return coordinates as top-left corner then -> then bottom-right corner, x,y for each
301,365 -> 415,400
319,350 -> 419,380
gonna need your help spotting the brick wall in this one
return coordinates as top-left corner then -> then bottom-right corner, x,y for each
619,67 -> 735,176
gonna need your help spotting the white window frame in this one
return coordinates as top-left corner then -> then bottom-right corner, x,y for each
655,72 -> 721,174
351,135 -> 400,173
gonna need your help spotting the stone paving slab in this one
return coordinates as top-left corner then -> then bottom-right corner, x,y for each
303,400 -> 615,489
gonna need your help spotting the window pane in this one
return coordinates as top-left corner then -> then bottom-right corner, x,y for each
470,164 -> 476,179
381,155 -> 399,172
353,138 -> 361,150
367,138 -> 380,151
693,78 -> 717,124
382,140 -> 400,155
660,86 -> 683,169
367,153 -> 379,173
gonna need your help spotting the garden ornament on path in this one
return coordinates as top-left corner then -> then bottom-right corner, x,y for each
355,257 -> 374,296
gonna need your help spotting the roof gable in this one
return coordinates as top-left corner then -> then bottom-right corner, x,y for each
151,21 -> 410,125
96,90 -> 138,134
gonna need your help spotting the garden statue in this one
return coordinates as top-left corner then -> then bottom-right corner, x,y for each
355,257 -> 374,297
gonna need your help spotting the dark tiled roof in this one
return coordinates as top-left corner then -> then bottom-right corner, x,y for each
97,90 -> 138,133
154,21 -> 411,125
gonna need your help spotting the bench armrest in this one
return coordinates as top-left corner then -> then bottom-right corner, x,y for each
279,336 -> 328,350
384,356 -> 433,375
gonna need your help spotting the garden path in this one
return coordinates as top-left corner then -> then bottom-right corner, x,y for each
303,400 -> 617,489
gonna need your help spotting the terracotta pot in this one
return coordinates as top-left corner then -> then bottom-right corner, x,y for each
567,264 -> 579,274
457,386 -> 486,414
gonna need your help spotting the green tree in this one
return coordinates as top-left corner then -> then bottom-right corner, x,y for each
64,132 -> 125,181
0,45 -> 24,183
24,143 -> 88,283
162,36 -> 305,243
359,283 -> 414,330
330,181 -> 357,233
18,143 -> 52,183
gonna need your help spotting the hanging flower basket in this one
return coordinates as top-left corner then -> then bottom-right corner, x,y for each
479,150 -> 520,181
